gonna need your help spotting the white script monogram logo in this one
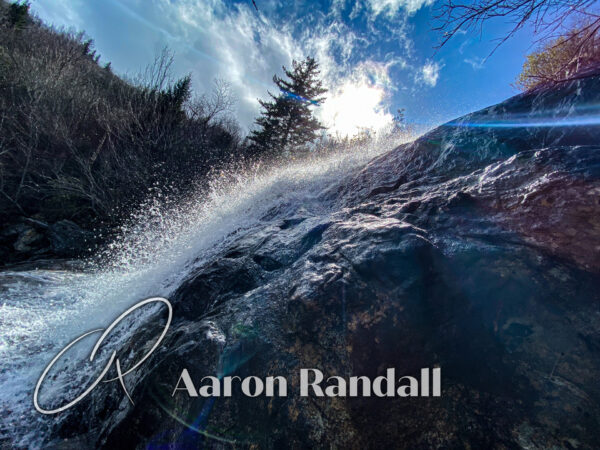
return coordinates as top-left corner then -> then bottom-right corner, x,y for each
33,297 -> 172,414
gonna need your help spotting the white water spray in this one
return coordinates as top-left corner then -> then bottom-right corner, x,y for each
0,134 -> 409,447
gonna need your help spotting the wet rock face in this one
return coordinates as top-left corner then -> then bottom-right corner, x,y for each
0,219 -> 98,264
61,77 -> 600,448
48,220 -> 97,256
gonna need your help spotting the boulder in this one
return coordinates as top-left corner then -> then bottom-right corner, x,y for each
46,75 -> 600,448
12,225 -> 44,252
48,219 -> 96,257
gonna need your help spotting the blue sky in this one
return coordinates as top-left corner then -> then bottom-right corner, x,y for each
29,0 -> 538,136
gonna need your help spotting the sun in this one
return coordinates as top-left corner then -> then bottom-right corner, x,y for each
320,80 -> 393,138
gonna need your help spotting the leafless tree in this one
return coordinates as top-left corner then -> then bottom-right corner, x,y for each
0,4 -> 244,226
135,46 -> 175,92
434,0 -> 600,53
187,79 -> 236,125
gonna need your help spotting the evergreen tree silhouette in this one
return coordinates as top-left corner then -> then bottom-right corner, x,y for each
249,57 -> 327,156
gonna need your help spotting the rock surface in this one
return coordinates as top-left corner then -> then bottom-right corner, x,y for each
0,218 -> 98,264
51,76 -> 600,448
48,219 -> 97,256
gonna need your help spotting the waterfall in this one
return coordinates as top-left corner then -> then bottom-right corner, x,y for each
0,137 -> 400,448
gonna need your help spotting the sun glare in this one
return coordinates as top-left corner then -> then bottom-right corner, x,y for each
320,81 -> 393,138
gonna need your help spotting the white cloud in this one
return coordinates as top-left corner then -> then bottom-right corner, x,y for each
367,0 -> 434,17
464,57 -> 486,70
142,0 -> 400,134
30,0 -> 417,135
106,0 -> 305,129
417,61 -> 441,87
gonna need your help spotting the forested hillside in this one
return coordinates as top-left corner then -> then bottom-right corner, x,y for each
0,1 -> 244,256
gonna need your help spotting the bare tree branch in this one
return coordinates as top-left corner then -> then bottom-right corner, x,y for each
433,0 -> 599,54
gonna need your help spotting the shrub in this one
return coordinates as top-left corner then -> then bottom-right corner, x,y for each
6,0 -> 28,28
0,1 -> 243,228
516,23 -> 600,91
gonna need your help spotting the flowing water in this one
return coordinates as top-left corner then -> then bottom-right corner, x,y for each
3,76 -> 600,447
0,136 -> 406,447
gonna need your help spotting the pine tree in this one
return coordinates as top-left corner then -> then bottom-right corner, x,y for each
7,1 -> 30,28
249,57 -> 327,156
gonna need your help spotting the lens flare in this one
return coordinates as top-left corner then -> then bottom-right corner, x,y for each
448,106 -> 600,129
281,89 -> 321,105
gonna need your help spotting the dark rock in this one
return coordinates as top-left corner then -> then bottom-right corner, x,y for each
13,225 -> 44,252
1,222 -> 29,239
48,220 -> 95,257
1,218 -> 100,264
49,75 -> 600,448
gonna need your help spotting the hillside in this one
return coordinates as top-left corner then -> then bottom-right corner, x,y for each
0,1 -> 243,263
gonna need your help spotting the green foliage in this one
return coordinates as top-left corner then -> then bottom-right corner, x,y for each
516,24 -> 600,91
7,1 -> 28,28
249,56 -> 327,156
